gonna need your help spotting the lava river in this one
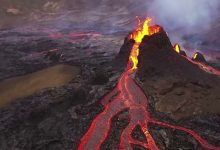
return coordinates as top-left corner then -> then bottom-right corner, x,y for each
78,18 -> 220,150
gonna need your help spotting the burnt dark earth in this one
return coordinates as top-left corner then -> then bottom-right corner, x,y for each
0,27 -> 220,150
0,30 -> 125,150
137,29 -> 220,147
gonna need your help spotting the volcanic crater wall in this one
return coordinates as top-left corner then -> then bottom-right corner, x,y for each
136,29 -> 220,120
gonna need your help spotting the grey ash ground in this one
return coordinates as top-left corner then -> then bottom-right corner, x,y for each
0,27 -> 220,150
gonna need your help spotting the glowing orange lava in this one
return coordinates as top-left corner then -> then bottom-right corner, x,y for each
193,53 -> 198,59
77,18 -> 220,150
173,45 -> 220,75
174,43 -> 180,53
128,17 -> 160,71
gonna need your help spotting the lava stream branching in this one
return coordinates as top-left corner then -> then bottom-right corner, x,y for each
78,71 -> 220,150
78,18 -> 220,150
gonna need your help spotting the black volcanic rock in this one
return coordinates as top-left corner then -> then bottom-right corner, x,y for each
136,28 -> 220,121
179,50 -> 187,56
117,36 -> 135,59
141,27 -> 173,50
0,31 -> 126,150
192,52 -> 207,64
115,35 -> 135,68
133,27 -> 220,147
138,29 -> 215,81
44,50 -> 63,62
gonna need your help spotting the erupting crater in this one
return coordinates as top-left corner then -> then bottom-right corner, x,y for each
78,18 -> 220,150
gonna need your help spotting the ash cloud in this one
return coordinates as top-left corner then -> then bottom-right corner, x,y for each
147,0 -> 220,41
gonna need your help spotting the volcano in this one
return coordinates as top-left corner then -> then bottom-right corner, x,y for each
137,28 -> 220,120
77,18 -> 220,150
0,14 -> 220,149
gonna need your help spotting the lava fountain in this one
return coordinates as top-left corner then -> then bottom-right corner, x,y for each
77,18 -> 220,150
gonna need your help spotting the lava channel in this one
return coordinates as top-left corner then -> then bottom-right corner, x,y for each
78,18 -> 220,150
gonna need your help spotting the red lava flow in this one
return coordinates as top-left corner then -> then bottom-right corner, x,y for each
174,44 -> 220,76
77,18 -> 220,150
186,56 -> 220,76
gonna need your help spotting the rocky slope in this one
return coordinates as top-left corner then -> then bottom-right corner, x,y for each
0,24 -> 219,150
137,27 -> 220,120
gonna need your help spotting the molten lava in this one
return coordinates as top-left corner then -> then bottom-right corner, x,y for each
193,53 -> 198,59
78,18 -> 220,150
174,43 -> 180,53
173,45 -> 220,76
128,17 -> 161,71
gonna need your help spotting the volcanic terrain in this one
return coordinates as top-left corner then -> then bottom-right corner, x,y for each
0,14 -> 220,150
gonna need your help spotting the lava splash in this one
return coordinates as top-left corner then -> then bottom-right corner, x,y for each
77,18 -> 220,150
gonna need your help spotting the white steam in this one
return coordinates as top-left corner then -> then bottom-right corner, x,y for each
148,0 -> 220,36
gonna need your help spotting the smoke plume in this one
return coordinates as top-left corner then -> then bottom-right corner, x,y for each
147,0 -> 220,42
